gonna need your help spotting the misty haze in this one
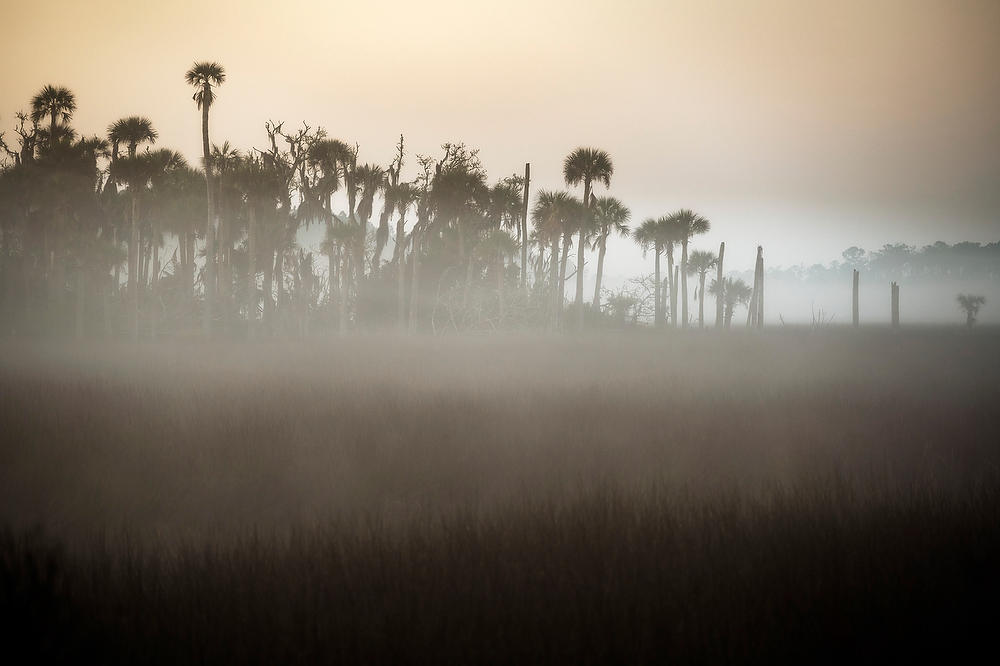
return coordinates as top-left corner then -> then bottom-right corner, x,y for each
1,0 -> 999,663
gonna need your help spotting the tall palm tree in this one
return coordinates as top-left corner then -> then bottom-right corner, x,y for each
30,85 -> 76,149
589,196 -> 630,310
665,209 -> 710,327
709,277 -> 752,328
633,217 -> 664,327
107,116 -> 157,160
185,61 -> 226,336
563,147 -> 613,328
686,249 -> 717,329
654,215 -> 684,326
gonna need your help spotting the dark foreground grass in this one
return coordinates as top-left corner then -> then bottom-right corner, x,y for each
2,329 -> 999,663
4,483 -> 999,664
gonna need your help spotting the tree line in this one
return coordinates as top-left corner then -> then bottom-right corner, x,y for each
0,65 -> 756,339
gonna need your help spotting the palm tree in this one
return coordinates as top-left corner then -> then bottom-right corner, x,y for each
184,61 -> 226,336
686,249 -> 717,328
633,217 -> 664,327
210,141 -> 242,328
709,277 -> 752,328
390,182 -> 420,328
107,117 -> 157,160
144,149 -> 187,336
532,190 -> 581,327
232,154 -> 280,336
307,138 -> 349,310
480,228 -> 519,323
664,209 -> 710,327
355,163 -> 386,275
655,214 -> 686,326
589,196 -> 630,310
109,153 -> 156,339
30,85 -> 76,149
956,294 -> 986,327
563,147 -> 613,328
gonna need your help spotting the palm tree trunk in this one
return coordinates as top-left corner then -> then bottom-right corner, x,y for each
666,244 -> 676,327
75,270 -> 85,339
150,222 -> 160,339
263,250 -> 275,336
715,242 -> 725,328
681,239 -> 689,328
575,180 -> 591,329
549,238 -> 559,329
326,221 -> 336,311
497,248 -> 505,324
521,163 -> 530,296
129,194 -> 139,341
654,245 -> 661,328
247,206 -> 257,338
339,250 -> 349,334
698,272 -> 706,328
558,234 -> 570,328
113,226 -> 120,298
396,215 -> 408,330
408,235 -> 421,333
852,269 -> 859,327
592,233 -> 607,311
201,87 -> 214,338
373,201 -> 391,274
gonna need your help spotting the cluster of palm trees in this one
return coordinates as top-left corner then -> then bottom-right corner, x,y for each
0,64 -> 756,338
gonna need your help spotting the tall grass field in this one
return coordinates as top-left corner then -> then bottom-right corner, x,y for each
2,330 -> 998,663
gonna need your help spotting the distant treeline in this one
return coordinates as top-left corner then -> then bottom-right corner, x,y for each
752,242 -> 1000,284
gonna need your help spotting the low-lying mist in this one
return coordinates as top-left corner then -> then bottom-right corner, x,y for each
2,330 -> 996,542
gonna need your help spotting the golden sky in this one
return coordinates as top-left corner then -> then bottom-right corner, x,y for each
3,0 -> 999,271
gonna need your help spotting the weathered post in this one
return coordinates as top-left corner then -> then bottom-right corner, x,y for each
715,241 -> 725,328
890,282 -> 900,328
747,246 -> 763,327
756,245 -> 764,328
852,269 -> 859,327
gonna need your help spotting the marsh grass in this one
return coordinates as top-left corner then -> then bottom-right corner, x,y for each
2,329 -> 999,663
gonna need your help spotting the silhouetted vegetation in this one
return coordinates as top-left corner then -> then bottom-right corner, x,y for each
3,72 -> 997,335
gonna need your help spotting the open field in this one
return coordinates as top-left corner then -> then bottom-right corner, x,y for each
2,329 -> 999,663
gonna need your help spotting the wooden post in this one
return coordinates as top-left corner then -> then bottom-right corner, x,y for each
747,246 -> 763,327
715,241 -> 725,328
890,282 -> 899,328
521,163 -> 530,296
852,269 -> 859,327
756,246 -> 764,329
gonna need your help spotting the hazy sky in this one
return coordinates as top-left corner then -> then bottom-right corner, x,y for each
3,0 -> 999,277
